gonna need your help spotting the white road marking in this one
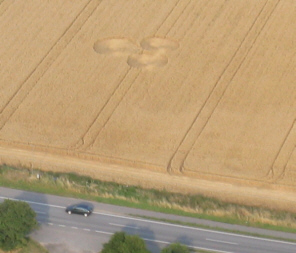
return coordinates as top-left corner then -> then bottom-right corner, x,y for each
41,221 -> 233,253
0,196 -> 64,209
109,223 -> 138,229
143,237 -> 234,253
206,238 -> 238,245
95,230 -> 113,235
93,211 -> 296,246
1,195 -> 296,246
47,223 -> 53,225
143,238 -> 170,244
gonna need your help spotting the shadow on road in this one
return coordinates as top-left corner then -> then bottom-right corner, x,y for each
176,234 -> 195,251
16,187 -> 50,228
122,223 -> 161,253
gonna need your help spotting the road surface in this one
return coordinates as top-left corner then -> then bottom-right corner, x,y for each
0,187 -> 295,253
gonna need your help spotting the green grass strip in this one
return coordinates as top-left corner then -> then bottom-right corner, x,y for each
0,164 -> 295,235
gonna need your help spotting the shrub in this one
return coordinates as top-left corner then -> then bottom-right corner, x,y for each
0,199 -> 38,251
161,243 -> 190,253
101,232 -> 150,253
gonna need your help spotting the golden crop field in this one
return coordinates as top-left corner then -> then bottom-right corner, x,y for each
0,0 -> 295,211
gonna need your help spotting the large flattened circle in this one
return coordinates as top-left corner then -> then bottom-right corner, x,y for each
140,37 -> 179,52
93,38 -> 140,55
127,53 -> 168,69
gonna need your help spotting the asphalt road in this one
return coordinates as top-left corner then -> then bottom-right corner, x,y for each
0,187 -> 295,253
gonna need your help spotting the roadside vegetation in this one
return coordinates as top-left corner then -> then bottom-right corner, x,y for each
160,243 -> 190,253
101,232 -> 150,253
0,239 -> 48,253
0,199 -> 198,253
0,165 -> 295,234
0,199 -> 45,253
100,232 -> 197,253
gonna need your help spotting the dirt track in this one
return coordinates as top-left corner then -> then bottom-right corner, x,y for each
0,0 -> 295,212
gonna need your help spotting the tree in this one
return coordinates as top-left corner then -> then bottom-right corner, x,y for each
0,199 -> 38,251
161,243 -> 190,253
101,232 -> 150,253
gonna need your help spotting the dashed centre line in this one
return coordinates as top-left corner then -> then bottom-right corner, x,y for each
1,196 -> 295,246
44,222 -> 110,235
2,195 -> 296,250
41,222 -> 233,253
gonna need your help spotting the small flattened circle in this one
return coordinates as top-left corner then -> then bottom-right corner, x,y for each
140,37 -> 179,52
93,38 -> 140,55
127,53 -> 168,69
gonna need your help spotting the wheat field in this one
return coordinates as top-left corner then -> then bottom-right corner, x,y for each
0,0 -> 295,211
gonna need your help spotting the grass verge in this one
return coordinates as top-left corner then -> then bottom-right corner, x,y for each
0,164 -> 295,234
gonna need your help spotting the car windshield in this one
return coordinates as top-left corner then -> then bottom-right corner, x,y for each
78,204 -> 91,210
67,203 -> 93,211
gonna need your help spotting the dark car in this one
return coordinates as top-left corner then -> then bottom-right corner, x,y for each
65,203 -> 93,217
